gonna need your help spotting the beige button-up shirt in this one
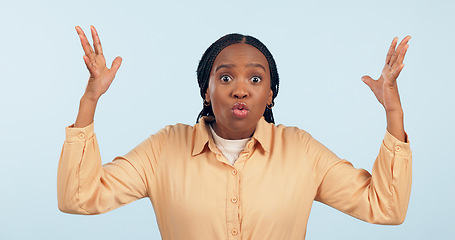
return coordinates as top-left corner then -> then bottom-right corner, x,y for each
57,117 -> 412,239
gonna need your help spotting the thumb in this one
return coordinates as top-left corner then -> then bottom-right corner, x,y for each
361,75 -> 375,90
110,56 -> 122,74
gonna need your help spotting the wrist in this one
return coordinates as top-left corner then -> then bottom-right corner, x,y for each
385,109 -> 406,142
385,108 -> 403,118
74,95 -> 98,128
80,94 -> 100,105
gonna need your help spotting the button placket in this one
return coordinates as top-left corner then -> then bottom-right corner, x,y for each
226,165 -> 241,239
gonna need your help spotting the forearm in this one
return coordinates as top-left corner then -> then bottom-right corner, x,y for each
316,130 -> 412,225
386,109 -> 406,142
74,95 -> 98,128
57,123 -> 147,215
57,123 -> 100,214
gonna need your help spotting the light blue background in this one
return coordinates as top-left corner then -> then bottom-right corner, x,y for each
1,0 -> 454,239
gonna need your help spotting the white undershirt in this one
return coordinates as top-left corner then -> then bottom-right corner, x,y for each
209,124 -> 250,165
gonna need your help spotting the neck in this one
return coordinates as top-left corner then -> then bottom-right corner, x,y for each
212,122 -> 255,140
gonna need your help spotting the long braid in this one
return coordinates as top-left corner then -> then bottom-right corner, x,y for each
196,34 -> 279,124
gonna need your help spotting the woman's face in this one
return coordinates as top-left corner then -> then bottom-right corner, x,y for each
206,43 -> 273,140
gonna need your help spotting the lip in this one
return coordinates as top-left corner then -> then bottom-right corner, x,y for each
232,102 -> 249,111
231,102 -> 249,119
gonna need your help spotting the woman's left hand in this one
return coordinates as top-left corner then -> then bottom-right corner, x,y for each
362,36 -> 411,142
362,36 -> 411,112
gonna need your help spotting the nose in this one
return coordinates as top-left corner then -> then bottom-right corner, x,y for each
232,80 -> 249,99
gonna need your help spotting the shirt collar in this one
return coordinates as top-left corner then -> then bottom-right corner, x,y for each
251,116 -> 272,153
192,116 -> 272,156
191,116 -> 214,156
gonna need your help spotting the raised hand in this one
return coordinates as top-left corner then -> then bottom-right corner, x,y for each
362,36 -> 411,112
73,26 -> 122,128
76,25 -> 122,102
361,36 -> 411,142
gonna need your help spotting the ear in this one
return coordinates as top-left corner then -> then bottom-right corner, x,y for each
267,89 -> 273,105
205,88 -> 211,102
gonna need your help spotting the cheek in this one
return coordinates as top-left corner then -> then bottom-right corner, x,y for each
260,84 -> 272,102
208,83 -> 218,101
207,80 -> 225,111
206,78 -> 216,100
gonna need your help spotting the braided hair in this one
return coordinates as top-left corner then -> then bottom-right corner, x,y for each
196,33 -> 280,124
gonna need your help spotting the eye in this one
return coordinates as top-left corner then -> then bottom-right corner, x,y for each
220,75 -> 232,83
251,76 -> 262,83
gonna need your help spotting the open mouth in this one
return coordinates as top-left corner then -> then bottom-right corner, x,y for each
232,102 -> 249,118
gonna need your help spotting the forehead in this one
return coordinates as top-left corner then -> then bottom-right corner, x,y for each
212,43 -> 269,69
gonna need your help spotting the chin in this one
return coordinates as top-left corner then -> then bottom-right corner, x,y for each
230,114 -> 260,129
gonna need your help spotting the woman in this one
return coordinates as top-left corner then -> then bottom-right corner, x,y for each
58,26 -> 412,239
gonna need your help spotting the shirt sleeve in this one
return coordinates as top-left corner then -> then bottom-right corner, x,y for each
314,130 -> 412,225
57,122 -> 157,215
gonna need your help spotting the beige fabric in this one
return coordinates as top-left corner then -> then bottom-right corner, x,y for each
57,116 -> 412,240
209,123 -> 250,165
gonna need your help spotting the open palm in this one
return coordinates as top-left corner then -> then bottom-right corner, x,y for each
362,36 -> 411,113
76,25 -> 122,102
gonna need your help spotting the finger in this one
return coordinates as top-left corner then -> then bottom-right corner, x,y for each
395,36 -> 411,59
390,43 -> 409,76
90,25 -> 103,55
82,55 -> 93,71
361,75 -> 376,90
385,63 -> 404,85
389,36 -> 411,65
385,37 -> 398,64
392,64 -> 405,79
388,41 -> 401,65
110,56 -> 122,75
394,44 -> 409,68
399,35 -> 412,46
75,26 -> 95,60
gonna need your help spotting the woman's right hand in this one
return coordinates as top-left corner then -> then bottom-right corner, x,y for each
73,26 -> 122,128
76,25 -> 122,102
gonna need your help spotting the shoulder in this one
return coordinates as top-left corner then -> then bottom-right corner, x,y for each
150,122 -> 196,140
256,121 -> 316,153
162,122 -> 194,132
271,123 -> 339,163
274,123 -> 312,141
133,123 -> 197,155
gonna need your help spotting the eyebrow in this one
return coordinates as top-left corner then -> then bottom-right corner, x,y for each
215,64 -> 236,72
215,63 -> 266,72
246,63 -> 266,72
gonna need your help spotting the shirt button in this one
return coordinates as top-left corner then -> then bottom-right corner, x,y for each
248,142 -> 254,148
231,229 -> 238,236
78,132 -> 85,139
232,169 -> 237,175
395,145 -> 401,152
231,197 -> 238,203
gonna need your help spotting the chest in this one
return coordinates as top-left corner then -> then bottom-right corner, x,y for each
151,149 -> 318,225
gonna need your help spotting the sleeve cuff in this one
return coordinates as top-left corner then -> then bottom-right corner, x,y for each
65,121 -> 95,143
383,130 -> 411,157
